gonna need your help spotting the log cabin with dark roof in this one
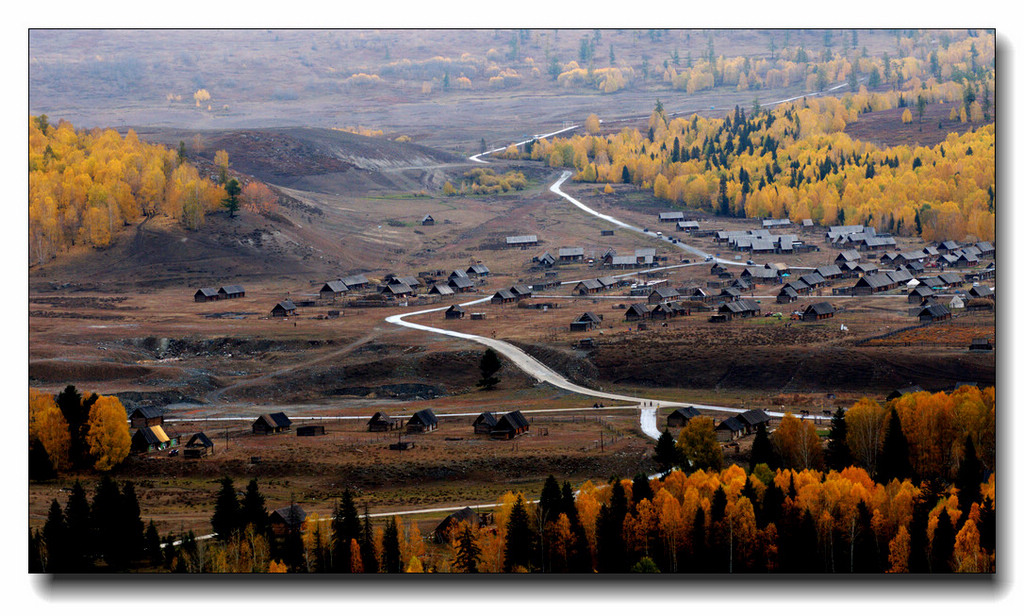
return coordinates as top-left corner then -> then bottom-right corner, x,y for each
320,280 -> 350,300
269,505 -> 307,537
183,432 -> 214,458
666,406 -> 701,428
491,289 -> 517,304
368,411 -> 402,432
253,412 -> 292,435
271,301 -> 297,317
194,287 -> 221,302
473,412 -> 498,434
801,302 -> 835,321
624,303 -> 652,321
490,410 -> 530,440
218,285 -> 246,300
130,406 -> 165,428
715,416 -> 745,442
908,286 -> 936,303
131,425 -> 178,453
407,409 -> 438,433
717,299 -> 761,320
445,304 -> 465,319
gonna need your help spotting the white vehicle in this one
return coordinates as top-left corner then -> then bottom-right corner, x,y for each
704,255 -> 713,262
656,231 -> 663,237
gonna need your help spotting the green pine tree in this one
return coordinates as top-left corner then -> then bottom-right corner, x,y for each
454,525 -> 481,573
876,409 -> 913,483
222,178 -> 241,218
477,348 -> 502,390
653,429 -> 677,472
503,495 -> 535,572
210,477 -> 241,539
824,408 -> 853,470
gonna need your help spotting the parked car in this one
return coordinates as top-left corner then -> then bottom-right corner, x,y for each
168,449 -> 179,457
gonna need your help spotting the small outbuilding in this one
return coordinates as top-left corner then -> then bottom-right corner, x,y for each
473,412 -> 498,435
131,425 -> 177,454
183,432 -> 215,458
368,411 -> 402,432
129,407 -> 165,429
422,215 -> 435,226
297,425 -> 326,437
445,304 -> 465,319
407,409 -> 438,433
252,412 -> 292,435
271,301 -> 297,317
320,280 -> 350,300
666,406 -> 701,428
490,410 -> 530,440
194,288 -> 221,302
801,302 -> 835,321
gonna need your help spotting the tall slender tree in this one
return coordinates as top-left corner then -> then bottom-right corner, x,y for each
211,477 -> 241,539
824,408 -> 853,470
240,478 -> 269,536
382,517 -> 402,573
503,495 -> 535,572
876,408 -> 913,483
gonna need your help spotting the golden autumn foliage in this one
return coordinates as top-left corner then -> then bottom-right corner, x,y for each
29,117 -> 227,264
85,395 -> 131,472
29,388 -> 70,470
241,182 -> 279,215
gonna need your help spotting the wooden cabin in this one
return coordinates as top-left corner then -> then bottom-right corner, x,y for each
271,301 -> 297,317
131,426 -> 177,454
490,410 -> 530,440
252,412 -> 292,435
421,215 -> 435,226
368,411 -> 402,432
445,305 -> 465,319
801,302 -> 835,321
129,407 -> 165,429
269,505 -> 307,537
320,280 -> 350,300
666,406 -> 701,428
407,409 -> 438,433
194,287 -> 220,302
473,412 -> 498,435
297,425 -> 326,437
218,285 -> 246,300
183,432 -> 214,458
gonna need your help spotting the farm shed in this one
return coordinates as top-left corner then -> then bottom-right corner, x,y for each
467,264 -> 490,277
938,273 -> 963,287
571,312 -> 602,331
937,240 -> 961,254
648,287 -> 681,304
183,432 -> 214,458
908,287 -> 935,303
252,412 -> 292,435
624,304 -> 651,321
852,274 -> 897,295
271,301 -> 297,317
948,296 -> 965,310
738,409 -> 771,434
715,417 -> 745,442
801,302 -> 835,321
887,385 -> 924,401
444,305 -> 465,320
776,287 -> 799,304
601,229 -> 615,236
131,426 -> 177,454
473,412 -> 498,434
320,280 -> 349,299
218,285 -> 246,300
717,299 -> 761,320
834,250 -> 862,265
659,212 -> 688,222
382,282 -> 414,298
448,269 -> 469,281
676,221 -> 700,232
491,289 -> 517,304
490,410 -> 530,440
651,302 -> 690,319
968,286 -> 994,299
506,235 -> 539,248
574,279 -> 604,295
509,285 -> 532,299
194,288 -> 220,302
448,277 -> 475,292
297,425 -> 326,437
470,313 -> 486,320
421,215 -> 435,226
558,247 -> 585,261
269,505 -> 307,536
666,406 -> 701,428
535,252 -> 557,267
969,338 -> 993,351
432,507 -> 482,543
918,304 -> 952,323
974,242 -> 995,258
129,406 -> 165,428
428,283 -> 455,297
407,409 -> 438,433
368,411 -> 402,432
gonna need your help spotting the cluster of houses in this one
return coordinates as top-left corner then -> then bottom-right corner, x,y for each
712,229 -> 818,254
194,285 -> 246,302
662,405 -> 771,443
572,276 -> 630,295
490,284 -> 533,304
366,408 -> 530,440
128,407 -> 215,458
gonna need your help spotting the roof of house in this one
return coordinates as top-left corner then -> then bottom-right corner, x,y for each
537,251 -> 556,263
577,312 -> 602,323
910,286 -> 935,296
510,285 -> 532,296
385,282 -> 414,295
130,406 -> 165,420
255,412 -> 292,429
659,212 -> 688,220
448,276 -> 474,289
274,300 -> 297,311
739,409 -> 770,426
939,240 -> 960,250
716,417 -> 745,432
814,264 -> 842,278
920,304 -> 952,318
368,411 -> 397,424
804,302 -> 835,316
270,504 -> 307,526
625,303 -> 651,316
720,299 -> 761,314
195,287 -> 220,297
492,289 -> 517,301
429,283 -> 455,295
575,279 -> 604,291
975,241 -> 994,252
219,285 -> 245,295
135,425 -> 172,445
635,247 -> 657,258
321,280 -> 350,293
938,273 -> 963,285
836,250 -> 862,262
445,304 -> 465,313
784,280 -> 810,293
856,273 -> 895,289
668,406 -> 701,420
558,247 -> 585,257
449,269 -> 469,280
506,235 -> 538,244
340,274 -> 370,287
186,432 -> 214,448
467,264 -> 490,275
409,409 -> 438,426
799,272 -> 826,287
651,287 -> 681,298
473,412 -> 498,427
969,286 -> 994,298
597,276 -> 619,287
494,410 -> 530,431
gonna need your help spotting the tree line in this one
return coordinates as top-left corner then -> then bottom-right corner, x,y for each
29,386 -> 131,476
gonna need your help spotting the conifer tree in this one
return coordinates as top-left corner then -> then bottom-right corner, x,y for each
631,474 -> 654,507
211,477 -> 241,539
29,438 -> 56,481
120,481 -> 146,563
955,436 -> 982,508
43,499 -> 68,573
91,475 -> 128,570
222,178 -> 241,218
824,408 -> 853,470
382,517 -> 402,573
876,409 -> 913,483
454,524 -> 481,573
749,422 -> 775,470
64,480 -> 93,571
654,429 -> 677,472
539,475 -> 562,524
930,508 -> 955,573
503,494 -> 535,572
477,348 -> 502,390
360,504 -> 379,573
240,478 -> 268,536
144,520 -> 162,566
330,490 -> 360,572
